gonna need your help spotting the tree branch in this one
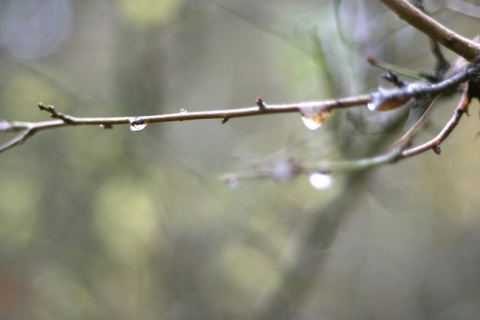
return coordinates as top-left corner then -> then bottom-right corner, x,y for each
378,0 -> 480,62
2,64 -> 478,178
221,64 -> 480,183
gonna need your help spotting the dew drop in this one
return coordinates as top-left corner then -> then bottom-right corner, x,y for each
180,108 -> 187,113
129,117 -> 147,132
309,173 -> 332,190
300,106 -> 331,130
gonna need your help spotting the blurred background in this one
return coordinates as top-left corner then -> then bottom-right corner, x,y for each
1,0 -> 480,319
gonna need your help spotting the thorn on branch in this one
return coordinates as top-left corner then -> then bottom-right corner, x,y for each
256,97 -> 266,110
432,144 -> 441,155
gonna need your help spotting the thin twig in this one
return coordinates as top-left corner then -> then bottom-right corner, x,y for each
0,97 -> 370,154
400,81 -> 471,158
1,65 -> 477,159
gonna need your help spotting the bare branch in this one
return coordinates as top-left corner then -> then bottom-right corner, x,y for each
400,80 -> 471,158
221,64 -> 480,182
2,62 -> 479,183
378,0 -> 480,62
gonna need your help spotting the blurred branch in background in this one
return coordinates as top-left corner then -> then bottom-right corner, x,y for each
446,0 -> 480,18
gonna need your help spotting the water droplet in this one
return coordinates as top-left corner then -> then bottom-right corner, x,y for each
367,89 -> 410,111
180,108 -> 187,113
129,117 -> 147,132
309,173 -> 332,190
367,92 -> 383,111
300,106 -> 331,130
99,123 -> 113,129
432,144 -> 441,155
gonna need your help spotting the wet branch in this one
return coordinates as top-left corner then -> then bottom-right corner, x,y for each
0,96 -> 370,154
1,63 -> 479,178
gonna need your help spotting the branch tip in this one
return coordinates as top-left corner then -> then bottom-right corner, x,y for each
38,102 -> 75,123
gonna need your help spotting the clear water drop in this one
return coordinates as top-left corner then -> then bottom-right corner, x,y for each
300,106 -> 331,130
309,173 -> 332,190
180,108 -> 187,113
367,92 -> 382,111
129,117 -> 147,132
367,102 -> 378,111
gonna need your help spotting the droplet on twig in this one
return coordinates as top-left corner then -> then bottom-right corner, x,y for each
367,89 -> 410,111
432,144 -> 441,155
99,123 -> 113,129
129,117 -> 147,132
180,108 -> 187,113
299,106 -> 331,130
309,172 -> 332,190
